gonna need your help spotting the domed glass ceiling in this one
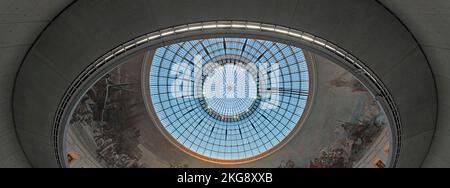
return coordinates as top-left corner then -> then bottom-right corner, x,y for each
148,38 -> 310,162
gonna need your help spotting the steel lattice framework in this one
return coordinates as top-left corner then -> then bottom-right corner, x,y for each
148,38 -> 310,161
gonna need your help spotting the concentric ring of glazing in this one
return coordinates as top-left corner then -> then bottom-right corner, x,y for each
201,61 -> 260,122
148,38 -> 310,161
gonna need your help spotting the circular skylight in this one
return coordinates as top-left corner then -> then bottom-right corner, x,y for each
147,38 -> 311,162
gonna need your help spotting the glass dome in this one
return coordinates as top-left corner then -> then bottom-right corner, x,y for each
147,38 -> 311,162
202,63 -> 258,118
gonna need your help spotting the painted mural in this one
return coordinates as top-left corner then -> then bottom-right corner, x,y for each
65,53 -> 392,168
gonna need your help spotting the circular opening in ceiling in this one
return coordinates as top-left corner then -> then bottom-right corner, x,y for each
145,38 -> 311,163
59,21 -> 398,168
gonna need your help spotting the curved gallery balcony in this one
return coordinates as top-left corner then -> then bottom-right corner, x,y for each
60,22 -> 395,168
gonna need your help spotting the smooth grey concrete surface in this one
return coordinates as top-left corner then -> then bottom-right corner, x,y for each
379,0 -> 450,167
0,0 -> 436,167
0,0 -> 73,167
13,0 -> 436,167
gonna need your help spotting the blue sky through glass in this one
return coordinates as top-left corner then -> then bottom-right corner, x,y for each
148,38 -> 310,161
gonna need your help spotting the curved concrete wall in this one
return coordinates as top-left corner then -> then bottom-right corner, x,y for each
13,0 -> 436,167
0,0 -> 73,167
380,0 -> 450,168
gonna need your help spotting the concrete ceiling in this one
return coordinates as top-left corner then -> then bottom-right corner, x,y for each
0,0 -> 448,167
0,0 -> 74,167
380,0 -> 450,167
